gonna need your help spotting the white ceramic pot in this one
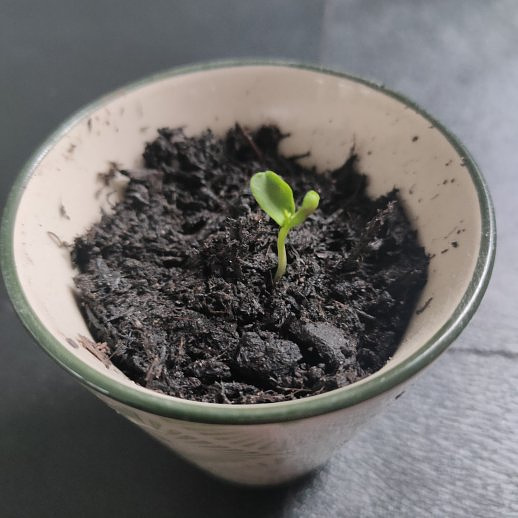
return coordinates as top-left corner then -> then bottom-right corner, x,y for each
0,62 -> 495,486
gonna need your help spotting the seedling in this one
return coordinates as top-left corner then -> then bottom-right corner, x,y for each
250,171 -> 320,282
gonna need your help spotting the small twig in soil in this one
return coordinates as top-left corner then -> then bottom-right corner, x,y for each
77,334 -> 111,368
236,123 -> 264,162
177,337 -> 185,356
212,344 -> 235,361
357,309 -> 376,321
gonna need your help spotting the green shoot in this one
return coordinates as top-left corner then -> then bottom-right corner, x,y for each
250,171 -> 320,283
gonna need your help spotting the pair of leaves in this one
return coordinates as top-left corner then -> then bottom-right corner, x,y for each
250,171 -> 319,229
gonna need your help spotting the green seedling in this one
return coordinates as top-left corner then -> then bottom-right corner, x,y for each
250,171 -> 320,283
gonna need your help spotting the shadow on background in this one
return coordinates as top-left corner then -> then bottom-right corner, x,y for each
1,370 -> 319,518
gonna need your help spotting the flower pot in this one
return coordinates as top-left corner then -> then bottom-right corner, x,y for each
0,61 -> 495,486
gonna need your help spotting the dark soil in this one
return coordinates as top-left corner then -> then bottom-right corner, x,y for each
72,125 -> 429,404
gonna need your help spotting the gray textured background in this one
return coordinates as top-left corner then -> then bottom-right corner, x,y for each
1,1 -> 517,517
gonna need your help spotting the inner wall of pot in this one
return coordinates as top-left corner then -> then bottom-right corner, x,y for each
12,65 -> 482,392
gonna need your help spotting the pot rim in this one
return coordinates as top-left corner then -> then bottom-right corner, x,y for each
0,60 -> 496,424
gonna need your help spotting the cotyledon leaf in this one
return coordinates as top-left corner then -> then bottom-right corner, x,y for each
250,171 -> 295,226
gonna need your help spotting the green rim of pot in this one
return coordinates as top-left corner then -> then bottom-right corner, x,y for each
0,60 -> 496,424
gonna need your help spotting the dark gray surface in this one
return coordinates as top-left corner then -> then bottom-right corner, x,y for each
0,1 -> 516,516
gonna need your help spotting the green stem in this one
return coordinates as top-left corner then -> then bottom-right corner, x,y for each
274,225 -> 289,283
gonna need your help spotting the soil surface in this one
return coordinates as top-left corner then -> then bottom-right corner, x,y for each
72,125 -> 429,404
